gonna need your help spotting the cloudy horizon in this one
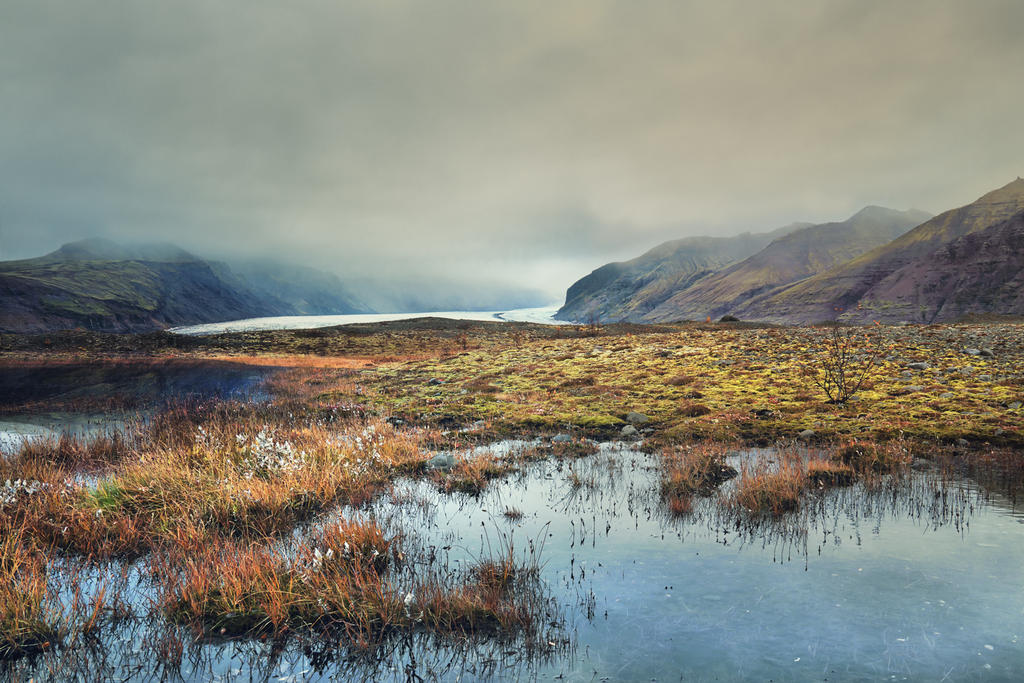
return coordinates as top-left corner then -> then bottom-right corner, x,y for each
2,0 -> 1022,302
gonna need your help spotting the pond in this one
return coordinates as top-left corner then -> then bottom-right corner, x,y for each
0,359 -> 274,451
8,440 -> 1024,681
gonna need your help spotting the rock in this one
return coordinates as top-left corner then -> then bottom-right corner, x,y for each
977,374 -> 992,382
960,367 -> 974,376
905,385 -> 924,393
956,438 -> 969,447
552,434 -> 572,443
964,348 -> 981,356
425,453 -> 456,471
940,393 -> 955,400
620,424 -> 639,438
980,348 -> 995,357
908,362 -> 930,371
427,378 -> 443,386
798,429 -> 816,440
625,411 -> 650,424
900,370 -> 914,379
713,359 -> 734,367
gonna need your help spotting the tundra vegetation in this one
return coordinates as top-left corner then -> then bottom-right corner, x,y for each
0,317 -> 1022,675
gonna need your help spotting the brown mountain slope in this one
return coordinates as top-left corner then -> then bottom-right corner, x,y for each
841,209 -> 1024,324
555,223 -> 808,322
732,178 -> 1024,324
642,206 -> 930,322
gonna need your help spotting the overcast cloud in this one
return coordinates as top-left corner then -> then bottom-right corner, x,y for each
2,0 -> 1022,301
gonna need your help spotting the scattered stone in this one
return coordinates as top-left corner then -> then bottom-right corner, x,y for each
713,359 -> 734,366
385,416 -> 405,426
625,411 -> 650,424
960,367 -> 975,376
964,348 -> 981,356
620,424 -> 639,438
980,348 -> 995,357
900,370 -> 914,379
425,453 -> 456,471
908,362 -> 930,371
940,393 -> 955,400
977,375 -> 992,382
552,434 -> 572,443
798,429 -> 816,440
427,378 -> 443,386
904,385 -> 924,393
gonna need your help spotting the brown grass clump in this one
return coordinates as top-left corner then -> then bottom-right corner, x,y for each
730,455 -> 806,516
12,431 -> 134,472
806,458 -> 855,488
660,446 -> 737,516
159,519 -> 545,649
435,454 -> 512,496
416,553 -> 541,637
678,401 -> 711,417
833,441 -> 911,474
0,525 -> 57,660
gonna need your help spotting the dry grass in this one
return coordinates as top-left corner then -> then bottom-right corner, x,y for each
729,454 -> 807,516
158,518 -> 544,648
806,458 -> 856,488
434,453 -> 512,496
0,525 -> 57,659
660,445 -> 737,516
833,440 -> 912,474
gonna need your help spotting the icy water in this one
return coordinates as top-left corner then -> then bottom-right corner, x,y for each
11,442 -> 1024,681
169,305 -> 566,335
0,360 -> 273,451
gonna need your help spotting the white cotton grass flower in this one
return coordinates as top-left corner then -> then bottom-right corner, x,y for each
1,478 -> 48,506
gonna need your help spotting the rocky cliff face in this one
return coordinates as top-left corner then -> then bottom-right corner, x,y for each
732,178 -> 1024,324
556,223 -> 807,322
842,209 -> 1024,323
641,206 -> 930,322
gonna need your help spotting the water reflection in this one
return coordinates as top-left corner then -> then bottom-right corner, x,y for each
7,442 -> 1024,681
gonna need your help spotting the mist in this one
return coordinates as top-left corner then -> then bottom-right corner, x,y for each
2,0 -> 1022,302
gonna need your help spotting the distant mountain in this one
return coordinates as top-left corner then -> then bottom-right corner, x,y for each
556,223 -> 809,323
0,238 -> 367,333
641,206 -> 931,322
839,208 -> 1024,323
734,178 -> 1024,324
225,259 -> 368,316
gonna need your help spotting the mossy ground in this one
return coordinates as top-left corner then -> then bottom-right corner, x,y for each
335,322 -> 1024,448
5,319 -> 1020,449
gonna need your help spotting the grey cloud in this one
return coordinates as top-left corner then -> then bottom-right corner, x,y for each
2,0 -> 1022,299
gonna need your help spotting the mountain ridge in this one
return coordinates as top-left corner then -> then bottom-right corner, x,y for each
0,239 -> 368,333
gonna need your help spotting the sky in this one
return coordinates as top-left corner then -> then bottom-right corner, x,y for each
2,0 -> 1023,304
